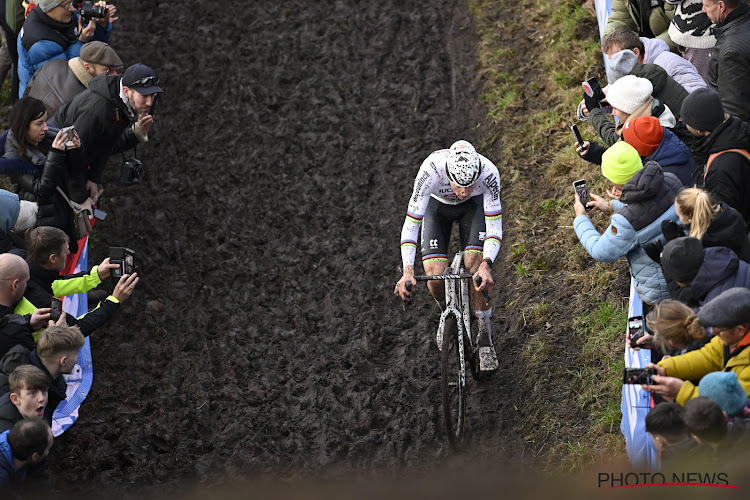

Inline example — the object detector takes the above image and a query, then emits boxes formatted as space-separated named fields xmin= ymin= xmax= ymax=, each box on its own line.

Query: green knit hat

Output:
xmin=601 ymin=141 xmax=643 ymax=185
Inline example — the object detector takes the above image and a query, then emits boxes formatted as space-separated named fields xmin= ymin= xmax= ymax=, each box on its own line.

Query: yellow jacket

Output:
xmin=658 ymin=335 xmax=750 ymax=405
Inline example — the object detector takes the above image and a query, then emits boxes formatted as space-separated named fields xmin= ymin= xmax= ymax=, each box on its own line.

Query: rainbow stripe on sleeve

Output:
xmin=485 ymin=235 xmax=502 ymax=245
xmin=400 ymin=240 xmax=417 ymax=248
xmin=484 ymin=209 xmax=502 ymax=222
xmin=406 ymin=211 xmax=424 ymax=224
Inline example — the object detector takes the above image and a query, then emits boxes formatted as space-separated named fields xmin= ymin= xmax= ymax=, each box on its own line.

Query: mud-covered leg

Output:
xmin=464 ymin=252 xmax=498 ymax=373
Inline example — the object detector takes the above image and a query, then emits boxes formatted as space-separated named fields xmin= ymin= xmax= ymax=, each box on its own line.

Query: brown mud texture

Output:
xmin=50 ymin=0 xmax=532 ymax=494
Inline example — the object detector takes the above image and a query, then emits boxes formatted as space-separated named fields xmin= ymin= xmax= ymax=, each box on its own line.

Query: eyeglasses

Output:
xmin=126 ymin=75 xmax=160 ymax=88
xmin=61 ymin=1 xmax=74 ymax=9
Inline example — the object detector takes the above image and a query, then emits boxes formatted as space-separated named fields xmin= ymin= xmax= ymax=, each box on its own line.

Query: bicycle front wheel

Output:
xmin=441 ymin=314 xmax=465 ymax=450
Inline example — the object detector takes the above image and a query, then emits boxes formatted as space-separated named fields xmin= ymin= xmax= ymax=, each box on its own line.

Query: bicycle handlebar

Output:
xmin=412 ymin=273 xmax=475 ymax=281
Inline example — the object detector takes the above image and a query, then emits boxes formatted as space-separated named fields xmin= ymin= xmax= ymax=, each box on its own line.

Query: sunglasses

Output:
xmin=127 ymin=75 xmax=160 ymax=88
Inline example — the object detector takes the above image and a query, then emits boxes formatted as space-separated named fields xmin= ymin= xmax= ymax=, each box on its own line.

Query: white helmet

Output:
xmin=446 ymin=140 xmax=481 ymax=187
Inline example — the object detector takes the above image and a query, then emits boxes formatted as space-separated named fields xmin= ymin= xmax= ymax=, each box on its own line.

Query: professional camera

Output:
xmin=79 ymin=1 xmax=107 ymax=27
xmin=110 ymin=247 xmax=137 ymax=278
xmin=120 ymin=157 xmax=144 ymax=185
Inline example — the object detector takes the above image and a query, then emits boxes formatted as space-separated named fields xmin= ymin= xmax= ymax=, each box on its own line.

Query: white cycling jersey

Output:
xmin=400 ymin=148 xmax=503 ymax=268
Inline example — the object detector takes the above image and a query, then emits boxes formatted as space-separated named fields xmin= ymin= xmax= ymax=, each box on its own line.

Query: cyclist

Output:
xmin=394 ymin=140 xmax=502 ymax=373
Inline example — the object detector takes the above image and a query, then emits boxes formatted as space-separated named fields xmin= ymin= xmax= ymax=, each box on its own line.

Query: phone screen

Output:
xmin=573 ymin=179 xmax=590 ymax=211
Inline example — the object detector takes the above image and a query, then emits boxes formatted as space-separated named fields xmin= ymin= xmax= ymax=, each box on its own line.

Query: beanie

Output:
xmin=622 ymin=116 xmax=664 ymax=157
xmin=698 ymin=372 xmax=748 ymax=417
xmin=38 ymin=0 xmax=64 ymax=13
xmin=680 ymin=88 xmax=725 ymax=132
xmin=601 ymin=141 xmax=643 ymax=185
xmin=605 ymin=75 xmax=653 ymax=115
xmin=605 ymin=49 xmax=638 ymax=85
xmin=661 ymin=237 xmax=704 ymax=283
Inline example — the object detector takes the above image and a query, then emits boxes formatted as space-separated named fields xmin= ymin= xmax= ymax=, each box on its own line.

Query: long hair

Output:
xmin=675 ymin=187 xmax=721 ymax=240
xmin=8 ymin=97 xmax=48 ymax=159
xmin=646 ymin=299 xmax=706 ymax=352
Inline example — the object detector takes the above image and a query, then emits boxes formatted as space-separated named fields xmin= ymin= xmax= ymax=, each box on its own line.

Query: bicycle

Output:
xmin=405 ymin=251 xmax=489 ymax=450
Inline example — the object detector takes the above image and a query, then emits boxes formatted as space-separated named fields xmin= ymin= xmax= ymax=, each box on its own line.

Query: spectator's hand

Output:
xmin=86 ymin=180 xmax=103 ymax=204
xmin=96 ymin=2 xmax=117 ymax=26
xmin=628 ymin=332 xmax=654 ymax=350
xmin=583 ymin=91 xmax=600 ymax=113
xmin=49 ymin=312 xmax=67 ymax=327
xmin=394 ymin=266 xmax=415 ymax=302
xmin=113 ymin=273 xmax=139 ymax=302
xmin=644 ymin=240 xmax=664 ymax=263
xmin=587 ymin=193 xmax=611 ymax=214
xmin=51 ymin=129 xmax=68 ymax=150
xmin=662 ymin=219 xmax=685 ymax=242
xmin=578 ymin=99 xmax=590 ymax=118
xmin=473 ymin=261 xmax=493 ymax=292
xmin=575 ymin=140 xmax=590 ymax=157
xmin=134 ymin=114 xmax=154 ymax=136
xmin=574 ymin=191 xmax=588 ymax=217
xmin=642 ymin=374 xmax=683 ymax=401
xmin=31 ymin=308 xmax=51 ymax=330
xmin=70 ymin=131 xmax=82 ymax=149
xmin=606 ymin=186 xmax=622 ymax=200
xmin=96 ymin=257 xmax=120 ymax=280
xmin=78 ymin=18 xmax=97 ymax=42
xmin=81 ymin=198 xmax=95 ymax=216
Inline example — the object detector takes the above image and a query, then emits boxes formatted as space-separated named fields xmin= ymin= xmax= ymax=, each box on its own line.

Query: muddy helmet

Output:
xmin=446 ymin=140 xmax=481 ymax=187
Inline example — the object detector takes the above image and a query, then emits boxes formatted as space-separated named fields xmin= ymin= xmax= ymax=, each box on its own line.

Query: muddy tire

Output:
xmin=441 ymin=314 xmax=465 ymax=450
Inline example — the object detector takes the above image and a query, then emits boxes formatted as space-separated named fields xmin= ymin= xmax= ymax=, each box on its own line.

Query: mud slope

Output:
xmin=50 ymin=0 xmax=530 ymax=492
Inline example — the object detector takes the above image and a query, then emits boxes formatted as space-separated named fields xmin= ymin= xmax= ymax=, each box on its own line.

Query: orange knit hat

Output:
xmin=622 ymin=116 xmax=664 ymax=157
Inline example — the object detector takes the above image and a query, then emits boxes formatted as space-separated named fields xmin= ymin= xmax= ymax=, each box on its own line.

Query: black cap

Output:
xmin=661 ymin=236 xmax=704 ymax=283
xmin=122 ymin=63 xmax=163 ymax=95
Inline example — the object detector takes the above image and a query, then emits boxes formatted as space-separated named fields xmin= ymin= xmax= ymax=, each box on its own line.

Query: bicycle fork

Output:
xmin=438 ymin=278 xmax=467 ymax=387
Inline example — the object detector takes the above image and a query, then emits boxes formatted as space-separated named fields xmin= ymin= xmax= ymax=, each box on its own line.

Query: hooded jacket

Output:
xmin=605 ymin=0 xmax=676 ymax=50
xmin=686 ymin=246 xmax=750 ymax=305
xmin=53 ymin=73 xmax=140 ymax=202
xmin=641 ymin=36 xmax=706 ymax=93
xmin=694 ymin=116 xmax=750 ymax=226
xmin=574 ymin=161 xmax=682 ymax=304
xmin=699 ymin=202 xmax=750 ymax=262
xmin=707 ymin=3 xmax=750 ymax=122
xmin=0 ymin=394 xmax=22 ymax=434
xmin=589 ymin=97 xmax=676 ymax=147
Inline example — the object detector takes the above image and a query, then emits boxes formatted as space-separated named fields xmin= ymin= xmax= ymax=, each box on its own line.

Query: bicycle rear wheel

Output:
xmin=441 ymin=314 xmax=465 ymax=450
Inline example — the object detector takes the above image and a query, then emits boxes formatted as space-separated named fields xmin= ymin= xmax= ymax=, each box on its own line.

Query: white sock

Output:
xmin=474 ymin=308 xmax=493 ymax=346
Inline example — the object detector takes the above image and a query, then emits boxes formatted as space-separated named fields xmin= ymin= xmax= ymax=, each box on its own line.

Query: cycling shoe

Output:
xmin=478 ymin=345 xmax=499 ymax=373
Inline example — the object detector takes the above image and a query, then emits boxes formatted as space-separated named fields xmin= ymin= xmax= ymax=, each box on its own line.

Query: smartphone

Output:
xmin=60 ymin=125 xmax=76 ymax=148
xmin=571 ymin=124 xmax=584 ymax=146
xmin=50 ymin=297 xmax=62 ymax=322
xmin=623 ymin=367 xmax=655 ymax=385
xmin=628 ymin=315 xmax=645 ymax=345
xmin=149 ymin=95 xmax=157 ymax=116
xmin=110 ymin=247 xmax=136 ymax=278
xmin=573 ymin=179 xmax=592 ymax=211
xmin=92 ymin=208 xmax=107 ymax=220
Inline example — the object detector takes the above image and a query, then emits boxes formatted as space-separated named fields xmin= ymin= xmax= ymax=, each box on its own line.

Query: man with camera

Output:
xmin=52 ymin=62 xmax=163 ymax=206
xmin=17 ymin=0 xmax=116 ymax=99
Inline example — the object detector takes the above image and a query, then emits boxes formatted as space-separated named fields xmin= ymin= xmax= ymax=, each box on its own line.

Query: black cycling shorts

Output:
xmin=420 ymin=196 xmax=485 ymax=263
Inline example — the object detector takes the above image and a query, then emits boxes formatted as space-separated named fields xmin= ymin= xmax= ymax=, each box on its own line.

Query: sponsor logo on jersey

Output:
xmin=483 ymin=174 xmax=500 ymax=202
xmin=430 ymin=239 xmax=439 ymax=249
xmin=412 ymin=171 xmax=430 ymax=202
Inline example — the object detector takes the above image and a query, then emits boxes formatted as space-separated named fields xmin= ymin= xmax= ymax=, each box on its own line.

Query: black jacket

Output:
xmin=695 ymin=116 xmax=750 ymax=226
xmin=0 ymin=393 xmax=22 ymax=433
xmin=0 ymin=306 xmax=35 ymax=360
xmin=699 ymin=202 xmax=750 ymax=262
xmin=53 ymin=73 xmax=140 ymax=201
xmin=688 ymin=246 xmax=750 ymax=306
xmin=708 ymin=3 xmax=750 ymax=123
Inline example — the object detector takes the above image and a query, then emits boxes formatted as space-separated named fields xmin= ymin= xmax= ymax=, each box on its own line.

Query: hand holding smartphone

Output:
xmin=573 ymin=179 xmax=593 ymax=211
xmin=50 ymin=297 xmax=62 ymax=322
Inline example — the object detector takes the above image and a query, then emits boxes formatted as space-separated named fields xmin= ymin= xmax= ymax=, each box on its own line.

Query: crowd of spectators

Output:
xmin=573 ymin=0 xmax=750 ymax=471
xmin=0 ymin=1 xmax=160 ymax=495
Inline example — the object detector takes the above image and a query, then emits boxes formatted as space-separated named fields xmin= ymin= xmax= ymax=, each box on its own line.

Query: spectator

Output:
xmin=602 ymin=27 xmax=706 ymax=92
xmin=15 ymin=226 xmax=138 ymax=338
xmin=0 ymin=0 xmax=28 ymax=100
xmin=0 ymin=190 xmax=25 ymax=256
xmin=53 ymin=63 xmax=164 ymax=204
xmin=25 ymin=40 xmax=123 ymax=117
xmin=0 ymin=419 xmax=52 ymax=496
xmin=0 ymin=365 xmax=48 ymax=433
xmin=665 ymin=0 xmax=716 ymax=81
xmin=683 ymin=396 xmax=728 ymax=450
xmin=702 ymin=0 xmax=750 ymax=122
xmin=31 ymin=325 xmax=83 ymax=423
xmin=0 ymin=253 xmax=51 ymax=358
xmin=588 ymin=75 xmax=676 ymax=147
xmin=698 ymin=371 xmax=749 ymax=418
xmin=680 ymin=88 xmax=750 ymax=225
xmin=674 ymin=187 xmax=750 ymax=262
xmin=661 ymin=236 xmax=750 ymax=306
xmin=574 ymin=141 xmax=681 ymax=306
xmin=645 ymin=401 xmax=701 ymax=466
xmin=635 ymin=299 xmax=710 ymax=353
xmin=3 ymin=96 xmax=85 ymax=249
xmin=17 ymin=0 xmax=114 ymax=98
xmin=604 ymin=0 xmax=676 ymax=51
xmin=644 ymin=287 xmax=750 ymax=405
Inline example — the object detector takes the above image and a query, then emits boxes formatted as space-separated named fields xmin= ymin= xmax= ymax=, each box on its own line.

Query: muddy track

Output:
xmin=47 ymin=1 xmax=534 ymax=493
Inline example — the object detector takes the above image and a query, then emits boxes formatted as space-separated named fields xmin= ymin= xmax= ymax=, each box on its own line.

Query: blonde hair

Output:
xmin=36 ymin=325 xmax=85 ymax=359
xmin=646 ymin=300 xmax=706 ymax=351
xmin=675 ymin=187 xmax=721 ymax=240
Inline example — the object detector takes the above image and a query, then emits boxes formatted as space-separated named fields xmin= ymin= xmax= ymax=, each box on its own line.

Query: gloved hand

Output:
xmin=583 ymin=91 xmax=601 ymax=112
xmin=644 ymin=240 xmax=664 ymax=263
xmin=662 ymin=219 xmax=685 ymax=242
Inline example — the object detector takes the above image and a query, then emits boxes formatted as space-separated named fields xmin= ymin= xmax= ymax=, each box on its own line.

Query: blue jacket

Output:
xmin=690 ymin=247 xmax=750 ymax=305
xmin=648 ymin=128 xmax=698 ymax=187
xmin=17 ymin=7 xmax=111 ymax=98
xmin=575 ymin=161 xmax=682 ymax=304
xmin=0 ymin=429 xmax=26 ymax=495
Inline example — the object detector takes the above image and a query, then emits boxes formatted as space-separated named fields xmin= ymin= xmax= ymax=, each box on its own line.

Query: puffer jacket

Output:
xmin=659 ymin=333 xmax=750 ymax=405
xmin=688 ymin=247 xmax=750 ymax=305
xmin=605 ymin=0 xmax=676 ymax=50
xmin=707 ymin=3 xmax=750 ymax=123
xmin=574 ymin=161 xmax=682 ymax=304
xmin=641 ymin=36 xmax=706 ymax=92
xmin=648 ymin=127 xmax=696 ymax=186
